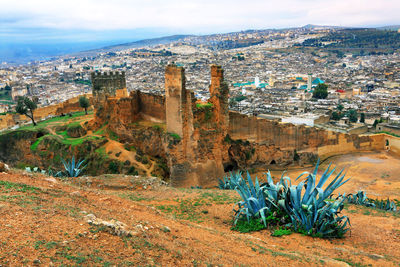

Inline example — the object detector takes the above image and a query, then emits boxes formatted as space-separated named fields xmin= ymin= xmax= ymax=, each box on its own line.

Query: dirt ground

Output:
xmin=0 ymin=151 xmax=399 ymax=266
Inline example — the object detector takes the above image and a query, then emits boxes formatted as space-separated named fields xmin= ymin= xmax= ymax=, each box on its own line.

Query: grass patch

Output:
xmin=119 ymin=192 xmax=154 ymax=202
xmin=30 ymin=135 xmax=48 ymax=151
xmin=196 ymin=102 xmax=213 ymax=109
xmin=0 ymin=180 xmax=40 ymax=194
xmin=200 ymin=191 xmax=241 ymax=204
xmin=156 ymin=198 xmax=207 ymax=223
xmin=272 ymin=228 xmax=292 ymax=237
xmin=168 ymin=132 xmax=181 ymax=141
xmin=334 ymin=258 xmax=368 ymax=267
xmin=231 ymin=217 xmax=267 ymax=233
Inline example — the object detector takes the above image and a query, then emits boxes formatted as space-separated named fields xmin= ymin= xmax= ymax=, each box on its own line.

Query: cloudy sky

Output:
xmin=0 ymin=0 xmax=399 ymax=42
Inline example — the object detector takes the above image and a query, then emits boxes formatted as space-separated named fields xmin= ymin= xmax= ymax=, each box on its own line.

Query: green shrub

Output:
xmin=230 ymin=160 xmax=351 ymax=238
xmin=108 ymin=161 xmax=120 ymax=174
xmin=272 ymin=228 xmax=292 ymax=237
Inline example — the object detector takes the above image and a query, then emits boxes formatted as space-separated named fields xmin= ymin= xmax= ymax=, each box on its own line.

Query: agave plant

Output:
xmin=262 ymin=171 xmax=291 ymax=208
xmin=344 ymin=191 xmax=375 ymax=207
xmin=61 ymin=156 xmax=86 ymax=177
xmin=233 ymin=172 xmax=269 ymax=226
xmin=218 ymin=171 xmax=245 ymax=190
xmin=370 ymin=198 xmax=397 ymax=212
xmin=282 ymin=160 xmax=351 ymax=238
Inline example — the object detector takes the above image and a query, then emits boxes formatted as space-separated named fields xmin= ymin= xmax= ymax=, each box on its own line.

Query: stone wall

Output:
xmin=228 ymin=111 xmax=384 ymax=168
xmin=135 ymin=91 xmax=166 ymax=122
xmin=91 ymin=65 xmax=394 ymax=187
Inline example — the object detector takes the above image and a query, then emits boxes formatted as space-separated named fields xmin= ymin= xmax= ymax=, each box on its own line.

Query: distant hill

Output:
xmin=376 ymin=25 xmax=400 ymax=31
xmin=296 ymin=28 xmax=400 ymax=54
xmin=75 ymin=35 xmax=192 ymax=56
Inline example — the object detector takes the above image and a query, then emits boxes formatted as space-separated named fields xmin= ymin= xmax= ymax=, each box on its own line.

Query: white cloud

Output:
xmin=0 ymin=0 xmax=399 ymax=33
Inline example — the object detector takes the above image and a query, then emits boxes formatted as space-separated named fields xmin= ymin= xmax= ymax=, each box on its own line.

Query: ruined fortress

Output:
xmin=92 ymin=65 xmax=392 ymax=187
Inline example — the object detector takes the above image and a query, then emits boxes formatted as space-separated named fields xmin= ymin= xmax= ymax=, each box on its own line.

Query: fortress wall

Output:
xmin=137 ymin=92 xmax=166 ymax=122
xmin=383 ymin=134 xmax=400 ymax=156
xmin=229 ymin=111 xmax=385 ymax=159
xmin=0 ymin=94 xmax=92 ymax=130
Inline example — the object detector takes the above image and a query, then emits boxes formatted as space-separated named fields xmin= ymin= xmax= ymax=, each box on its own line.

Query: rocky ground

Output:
xmin=0 ymin=152 xmax=399 ymax=266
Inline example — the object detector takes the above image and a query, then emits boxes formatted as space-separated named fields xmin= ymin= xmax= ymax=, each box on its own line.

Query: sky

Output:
xmin=1 ymin=0 xmax=399 ymax=40
xmin=0 ymin=0 xmax=399 ymax=63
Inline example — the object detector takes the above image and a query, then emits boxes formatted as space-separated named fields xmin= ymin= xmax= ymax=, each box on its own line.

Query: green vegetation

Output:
xmin=79 ymin=96 xmax=90 ymax=115
xmin=30 ymin=135 xmax=46 ymax=151
xmin=61 ymin=156 xmax=86 ymax=177
xmin=272 ymin=228 xmax=293 ymax=237
xmin=346 ymin=109 xmax=358 ymax=123
xmin=218 ymin=171 xmax=243 ymax=190
xmin=231 ymin=217 xmax=267 ymax=233
xmin=196 ymin=103 xmax=213 ymax=109
xmin=16 ymin=96 xmax=38 ymax=126
xmin=0 ymin=180 xmax=40 ymax=194
xmin=196 ymin=102 xmax=213 ymax=122
xmin=230 ymin=160 xmax=350 ymax=238
xmin=360 ymin=113 xmax=365 ymax=123
xmin=168 ymin=132 xmax=181 ymax=141
xmin=312 ymin=83 xmax=328 ymax=99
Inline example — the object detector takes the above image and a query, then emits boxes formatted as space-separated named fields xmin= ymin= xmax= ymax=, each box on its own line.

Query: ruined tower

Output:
xmin=164 ymin=64 xmax=229 ymax=187
xmin=91 ymin=71 xmax=127 ymax=103
xmin=165 ymin=65 xmax=187 ymax=137
xmin=209 ymin=65 xmax=229 ymax=137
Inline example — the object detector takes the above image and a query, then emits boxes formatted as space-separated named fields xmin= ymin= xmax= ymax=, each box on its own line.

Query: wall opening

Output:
xmin=224 ymin=162 xmax=238 ymax=172
xmin=270 ymin=160 xmax=276 ymax=165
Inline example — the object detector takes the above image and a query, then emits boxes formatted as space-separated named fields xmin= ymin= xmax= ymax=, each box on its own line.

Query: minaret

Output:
xmin=307 ymin=73 xmax=312 ymax=90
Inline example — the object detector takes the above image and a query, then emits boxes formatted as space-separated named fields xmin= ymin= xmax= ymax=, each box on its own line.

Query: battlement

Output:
xmin=91 ymin=71 xmax=127 ymax=101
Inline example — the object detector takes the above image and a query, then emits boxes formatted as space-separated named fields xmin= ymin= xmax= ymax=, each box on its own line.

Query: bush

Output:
xmin=230 ymin=160 xmax=351 ymax=238
xmin=108 ymin=161 xmax=120 ymax=174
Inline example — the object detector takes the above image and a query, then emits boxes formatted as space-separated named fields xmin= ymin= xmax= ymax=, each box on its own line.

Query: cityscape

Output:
xmin=1 ymin=0 xmax=400 ymax=266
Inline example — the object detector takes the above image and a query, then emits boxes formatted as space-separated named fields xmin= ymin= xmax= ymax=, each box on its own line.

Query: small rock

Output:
xmin=70 ymin=191 xmax=81 ymax=197
xmin=45 ymin=177 xmax=58 ymax=183
xmin=0 ymin=162 xmax=6 ymax=172
xmin=368 ymin=254 xmax=384 ymax=260
xmin=161 ymin=226 xmax=171 ymax=233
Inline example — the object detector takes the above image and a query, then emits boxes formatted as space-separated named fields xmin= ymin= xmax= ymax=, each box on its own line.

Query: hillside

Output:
xmin=296 ymin=28 xmax=400 ymax=55
xmin=1 ymin=151 xmax=400 ymax=266
xmin=75 ymin=35 xmax=192 ymax=56
xmin=0 ymin=111 xmax=168 ymax=179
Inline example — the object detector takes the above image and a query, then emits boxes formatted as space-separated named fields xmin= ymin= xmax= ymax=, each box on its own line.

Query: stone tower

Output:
xmin=165 ymin=65 xmax=187 ymax=137
xmin=91 ymin=71 xmax=127 ymax=103
xmin=164 ymin=64 xmax=229 ymax=187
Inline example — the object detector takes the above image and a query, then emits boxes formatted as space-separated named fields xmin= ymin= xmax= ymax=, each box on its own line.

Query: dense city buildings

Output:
xmin=1 ymin=27 xmax=399 ymax=135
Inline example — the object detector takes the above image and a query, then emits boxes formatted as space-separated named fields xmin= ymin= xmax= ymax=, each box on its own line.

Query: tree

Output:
xmin=360 ymin=113 xmax=365 ymax=123
xmin=79 ymin=96 xmax=90 ymax=115
xmin=312 ymin=83 xmax=328 ymax=99
xmin=4 ymin=85 xmax=11 ymax=91
xmin=16 ymin=96 xmax=37 ymax=126
xmin=337 ymin=104 xmax=344 ymax=112
xmin=331 ymin=111 xmax=341 ymax=120
xmin=347 ymin=109 xmax=358 ymax=123
xmin=373 ymin=119 xmax=379 ymax=128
